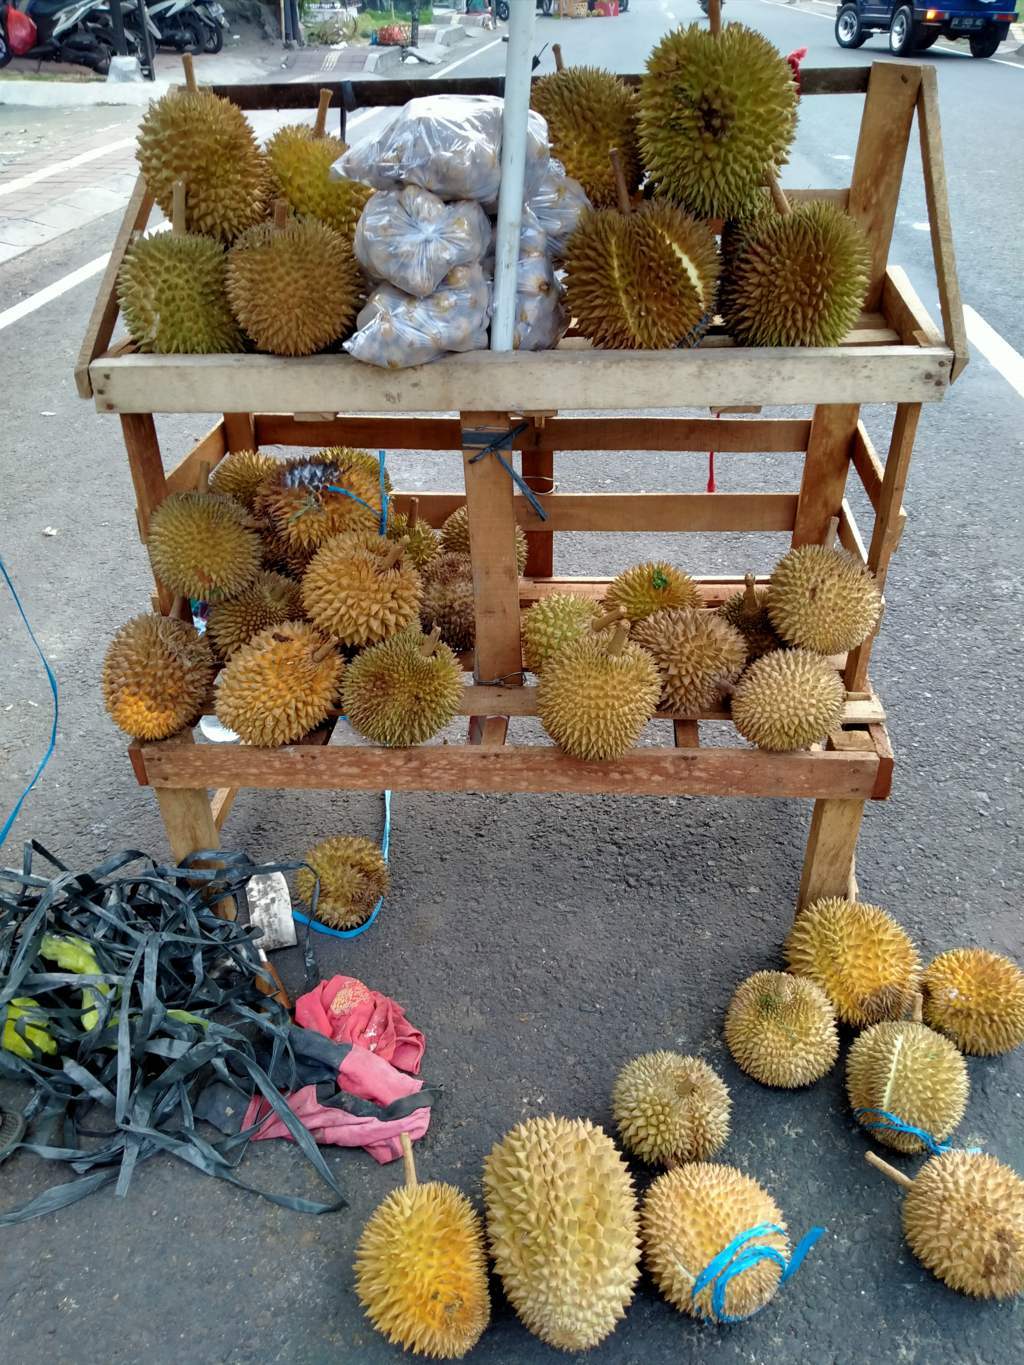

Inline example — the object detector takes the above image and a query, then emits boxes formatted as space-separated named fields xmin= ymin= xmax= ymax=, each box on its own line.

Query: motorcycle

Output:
xmin=134 ymin=0 xmax=208 ymax=52
xmin=194 ymin=0 xmax=225 ymax=52
xmin=0 ymin=0 xmax=124 ymax=72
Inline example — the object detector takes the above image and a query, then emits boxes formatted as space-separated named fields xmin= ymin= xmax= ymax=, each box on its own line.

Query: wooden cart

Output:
xmin=75 ymin=62 xmax=965 ymax=913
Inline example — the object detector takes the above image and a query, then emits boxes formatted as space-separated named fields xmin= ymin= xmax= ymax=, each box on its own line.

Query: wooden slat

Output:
xmin=74 ymin=175 xmax=153 ymax=399
xmin=521 ymin=431 xmax=554 ymax=577
xmin=223 ymin=412 xmax=256 ymax=454
xmin=869 ymin=723 xmax=895 ymax=800
xmin=253 ymin=414 xmax=463 ymax=450
xmin=838 ymin=499 xmax=869 ymax=567
xmin=519 ymin=577 xmax=764 ymax=608
xmin=166 ymin=421 xmax=229 ymax=494
xmin=673 ymin=720 xmax=700 ymax=748
xmin=516 ymin=492 xmax=798 ymax=534
xmin=851 ymin=422 xmax=885 ymax=511
xmin=791 ymin=404 xmax=860 ymax=547
xmin=210 ymin=787 xmax=238 ymax=832
xmin=121 ymin=413 xmax=172 ymax=612
xmin=787 ymin=188 xmax=851 ymax=209
xmin=534 ymin=417 xmax=812 ymax=454
xmin=882 ymin=267 xmax=942 ymax=347
xmin=798 ymin=797 xmax=867 ymax=907
xmin=916 ymin=66 xmax=968 ymax=382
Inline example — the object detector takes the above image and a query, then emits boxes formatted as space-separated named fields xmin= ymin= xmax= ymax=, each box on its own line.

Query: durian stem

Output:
xmin=765 ymin=167 xmax=791 ymax=217
xmin=911 ymin=992 xmax=923 ymax=1024
xmin=742 ymin=573 xmax=759 ymax=611
xmin=606 ymin=622 xmax=630 ymax=657
xmin=865 ymin=1151 xmax=915 ymax=1190
xmin=311 ymin=639 xmax=337 ymax=664
xmin=552 ymin=42 xmax=564 ymax=73
xmin=608 ymin=148 xmax=632 ymax=217
xmin=400 ymin=1131 xmax=418 ymax=1189
xmin=181 ymin=53 xmax=197 ymax=93
xmin=171 ymin=180 xmax=186 ymax=238
xmin=197 ymin=460 xmax=211 ymax=493
xmin=592 ymin=605 xmax=626 ymax=633
xmin=420 ymin=626 xmax=441 ymax=658
xmin=823 ymin=515 xmax=840 ymax=550
xmin=378 ymin=538 xmax=406 ymax=573
xmin=273 ymin=198 xmax=288 ymax=230
xmin=708 ymin=0 xmax=722 ymax=36
xmin=408 ymin=496 xmax=419 ymax=530
xmin=314 ymin=88 xmax=332 ymax=137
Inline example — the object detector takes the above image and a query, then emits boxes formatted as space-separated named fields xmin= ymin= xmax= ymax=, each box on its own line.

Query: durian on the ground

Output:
xmin=297 ymin=835 xmax=389 ymax=931
xmin=724 ymin=970 xmax=839 ymax=1087
xmin=922 ymin=947 xmax=1024 ymax=1056
xmin=215 ymin=621 xmax=342 ymax=746
xmin=613 ymin=1052 xmax=730 ymax=1166
xmin=102 ymin=614 xmax=214 ymax=740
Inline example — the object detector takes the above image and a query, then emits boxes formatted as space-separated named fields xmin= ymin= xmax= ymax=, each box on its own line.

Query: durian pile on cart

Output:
xmin=65 ymin=0 xmax=1024 ymax=1351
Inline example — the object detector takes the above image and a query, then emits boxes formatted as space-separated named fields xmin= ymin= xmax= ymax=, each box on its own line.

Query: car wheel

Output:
xmin=835 ymin=4 xmax=866 ymax=48
xmin=915 ymin=29 xmax=939 ymax=49
xmin=969 ymin=29 xmax=1001 ymax=58
xmin=888 ymin=6 xmax=917 ymax=56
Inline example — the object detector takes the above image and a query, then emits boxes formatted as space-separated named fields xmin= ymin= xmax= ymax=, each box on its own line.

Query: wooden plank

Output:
xmin=787 ymin=188 xmax=851 ymax=209
xmin=882 ymin=267 xmax=942 ymax=347
xmin=165 ymin=421 xmax=229 ymax=494
xmin=89 ymin=344 xmax=953 ymax=416
xmin=140 ymin=741 xmax=881 ymax=800
xmin=851 ymin=422 xmax=885 ymax=510
xmin=791 ymin=404 xmax=860 ymax=547
xmin=534 ymin=417 xmax=812 ymax=453
xmin=454 ymin=686 xmax=884 ymax=724
xmin=848 ymin=63 xmax=922 ymax=311
xmin=516 ymin=492 xmax=798 ymax=534
xmin=521 ymin=435 xmax=554 ymax=578
xmin=519 ymin=576 xmax=764 ymax=608
xmin=254 ymin=414 xmax=462 ymax=450
xmin=869 ymin=723 xmax=895 ymax=800
xmin=838 ymin=499 xmax=869 ymax=566
xmin=673 ymin=721 xmax=700 ymax=748
xmin=917 ymin=66 xmax=969 ymax=382
xmin=74 ymin=175 xmax=153 ymax=399
xmin=211 ymin=787 xmax=238 ymax=832
xmin=223 ymin=412 xmax=256 ymax=454
xmin=798 ymin=798 xmax=866 ymax=909
xmin=121 ymin=413 xmax=172 ymax=612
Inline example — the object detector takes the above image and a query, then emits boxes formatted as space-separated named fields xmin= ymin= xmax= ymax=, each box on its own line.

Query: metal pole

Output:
xmin=108 ymin=0 xmax=128 ymax=56
xmin=136 ymin=0 xmax=155 ymax=79
xmin=490 ymin=0 xmax=536 ymax=351
xmin=409 ymin=0 xmax=419 ymax=46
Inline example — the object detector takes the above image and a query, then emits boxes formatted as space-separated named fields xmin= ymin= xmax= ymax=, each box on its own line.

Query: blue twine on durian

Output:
xmin=854 ymin=1108 xmax=966 ymax=1157
xmin=691 ymin=1222 xmax=825 ymax=1325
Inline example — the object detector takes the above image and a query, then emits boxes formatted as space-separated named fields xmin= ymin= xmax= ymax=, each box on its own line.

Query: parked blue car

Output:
xmin=835 ymin=0 xmax=1018 ymax=57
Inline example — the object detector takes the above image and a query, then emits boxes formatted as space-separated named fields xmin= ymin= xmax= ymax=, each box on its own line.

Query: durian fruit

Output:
xmin=205 ymin=570 xmax=302 ymax=660
xmin=722 ymin=196 xmax=871 ymax=348
xmin=102 ymin=613 xmax=214 ymax=740
xmin=603 ymin=561 xmax=701 ymax=622
xmin=613 ymin=1052 xmax=731 ymax=1167
xmin=258 ymin=450 xmax=382 ymax=552
xmin=768 ymin=544 xmax=881 ymax=654
xmin=258 ymin=516 xmax=317 ymax=581
xmin=638 ymin=23 xmax=797 ymax=220
xmin=117 ymin=181 xmax=240 ymax=355
xmin=147 ymin=491 xmax=261 ymax=601
xmin=386 ymin=498 xmax=440 ymax=574
xmin=537 ymin=621 xmax=661 ymax=761
xmin=302 ymin=533 xmax=421 ymax=648
xmin=265 ymin=90 xmax=372 ymax=242
xmin=226 ymin=203 xmax=363 ymax=356
xmin=867 ymin=1149 xmax=1024 ymax=1300
xmin=530 ymin=61 xmax=639 ymax=208
xmin=785 ymin=897 xmax=921 ymax=1027
xmin=420 ymin=553 xmax=476 ymax=655
xmin=642 ymin=1163 xmax=791 ymax=1322
xmin=724 ymin=970 xmax=838 ymax=1088
xmin=209 ymin=449 xmax=278 ymax=511
xmin=135 ymin=56 xmax=265 ymax=242
xmin=343 ymin=627 xmax=462 ymax=748
xmin=922 ymin=948 xmax=1024 ymax=1057
xmin=846 ymin=1000 xmax=969 ymax=1154
xmin=521 ymin=593 xmax=609 ymax=675
xmin=718 ymin=574 xmax=784 ymax=662
xmin=632 ymin=607 xmax=746 ymax=712
xmin=730 ymin=648 xmax=845 ymax=752
xmin=439 ymin=505 xmax=528 ymax=576
xmin=296 ymin=834 xmax=389 ymax=930
xmin=215 ymin=621 xmax=342 ymax=746
xmin=565 ymin=202 xmax=719 ymax=350
xmin=483 ymin=1116 xmax=640 ymax=1351
xmin=356 ymin=1132 xmax=490 ymax=1359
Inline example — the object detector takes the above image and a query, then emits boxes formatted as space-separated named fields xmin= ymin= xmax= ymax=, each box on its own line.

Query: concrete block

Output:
xmin=107 ymin=55 xmax=144 ymax=82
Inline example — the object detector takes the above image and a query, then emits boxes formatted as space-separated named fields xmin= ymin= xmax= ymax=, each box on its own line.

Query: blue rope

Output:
xmin=854 ymin=1108 xmax=957 ymax=1157
xmin=468 ymin=423 xmax=548 ymax=522
xmin=691 ymin=1222 xmax=825 ymax=1324
xmin=0 ymin=556 xmax=59 ymax=849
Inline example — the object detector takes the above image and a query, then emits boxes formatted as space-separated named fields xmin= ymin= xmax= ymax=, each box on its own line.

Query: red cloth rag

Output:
xmin=295 ymin=974 xmax=425 ymax=1075
xmin=243 ymin=1043 xmax=430 ymax=1164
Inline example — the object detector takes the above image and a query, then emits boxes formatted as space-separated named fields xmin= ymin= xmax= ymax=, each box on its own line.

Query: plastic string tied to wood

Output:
xmin=464 ymin=423 xmax=549 ymax=522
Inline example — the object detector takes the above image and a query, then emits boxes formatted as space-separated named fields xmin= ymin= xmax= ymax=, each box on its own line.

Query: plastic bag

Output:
xmin=345 ymin=264 xmax=492 ymax=370
xmin=5 ymin=4 xmax=37 ymax=54
xmin=483 ymin=205 xmax=548 ymax=274
xmin=513 ymin=255 xmax=566 ymax=352
xmin=354 ymin=187 xmax=491 ymax=298
xmin=336 ymin=94 xmax=550 ymax=205
xmin=528 ymin=159 xmax=591 ymax=260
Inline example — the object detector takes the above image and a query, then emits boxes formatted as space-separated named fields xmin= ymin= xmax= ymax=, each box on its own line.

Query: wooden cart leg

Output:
xmin=121 ymin=412 xmax=174 ymax=614
xmin=155 ymin=783 xmax=220 ymax=863
xmin=797 ymin=797 xmax=865 ymax=912
xmin=791 ymin=403 xmax=860 ymax=548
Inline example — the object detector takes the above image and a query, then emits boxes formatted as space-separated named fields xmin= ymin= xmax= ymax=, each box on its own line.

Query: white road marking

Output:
xmin=431 ymin=36 xmax=503 ymax=76
xmin=0 ymin=138 xmax=135 ymax=201
xmin=964 ymin=306 xmax=1024 ymax=399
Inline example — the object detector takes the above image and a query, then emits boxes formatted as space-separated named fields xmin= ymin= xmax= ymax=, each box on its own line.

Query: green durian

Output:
xmin=117 ymin=232 xmax=240 ymax=354
xmin=209 ymin=449 xmax=278 ymax=511
xmin=531 ymin=66 xmax=639 ymax=208
xmin=147 ymin=491 xmax=261 ymax=601
xmin=343 ymin=627 xmax=462 ymax=748
xmin=265 ymin=124 xmax=372 ymax=241
xmin=521 ymin=593 xmax=607 ymax=675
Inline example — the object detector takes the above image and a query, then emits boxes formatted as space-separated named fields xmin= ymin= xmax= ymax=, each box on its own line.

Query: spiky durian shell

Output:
xmin=604 ymin=562 xmax=701 ymax=622
xmin=296 ymin=834 xmax=389 ymax=930
xmin=638 ymin=24 xmax=797 ymax=220
xmin=730 ymin=648 xmax=845 ymax=752
xmin=102 ymin=614 xmax=214 ymax=740
xmin=642 ymin=1164 xmax=789 ymax=1322
xmin=302 ymin=532 xmax=421 ymax=648
xmin=258 ymin=451 xmax=382 ymax=552
xmin=724 ymin=970 xmax=839 ymax=1088
xmin=530 ymin=67 xmax=639 ymax=208
xmin=722 ymin=201 xmax=871 ymax=347
xmin=785 ymin=897 xmax=921 ymax=1027
xmin=215 ymin=621 xmax=341 ymax=746
xmin=846 ymin=1020 xmax=969 ymax=1154
xmin=258 ymin=515 xmax=316 ymax=580
xmin=136 ymin=87 xmax=266 ymax=242
xmin=117 ymin=233 xmax=241 ymax=355
xmin=632 ymin=607 xmax=746 ymax=712
xmin=483 ymin=1116 xmax=640 ymax=1351
xmin=718 ymin=577 xmax=784 ymax=662
xmin=768 ymin=545 xmax=881 ymax=654
xmin=355 ymin=1177 xmax=489 ymax=1359
xmin=147 ymin=491 xmax=261 ymax=601
xmin=565 ymin=203 xmax=719 ymax=350
xmin=209 ymin=449 xmax=278 ymax=511
xmin=205 ymin=571 xmax=302 ymax=660
xmin=265 ymin=125 xmax=372 ymax=240
xmin=922 ymin=949 xmax=1024 ymax=1057
xmin=342 ymin=628 xmax=462 ymax=748
xmin=537 ymin=633 xmax=661 ymax=761
xmin=226 ymin=217 xmax=362 ymax=356
xmin=420 ymin=553 xmax=476 ymax=654
xmin=521 ymin=594 xmax=606 ymax=675
xmin=439 ymin=505 xmax=527 ymax=575
xmin=386 ymin=511 xmax=440 ymax=574
xmin=613 ymin=1052 xmax=730 ymax=1166
xmin=901 ymin=1151 xmax=1024 ymax=1300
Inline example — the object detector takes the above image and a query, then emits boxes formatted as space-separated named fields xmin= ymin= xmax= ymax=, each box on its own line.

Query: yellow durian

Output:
xmin=214 ymin=621 xmax=341 ymax=746
xmin=297 ymin=835 xmax=388 ymax=931
xmin=102 ymin=613 xmax=214 ymax=741
xmin=724 ymin=970 xmax=838 ymax=1088
xmin=613 ymin=1051 xmax=730 ymax=1166
xmin=302 ymin=533 xmax=421 ymax=648
xmin=922 ymin=948 xmax=1024 ymax=1056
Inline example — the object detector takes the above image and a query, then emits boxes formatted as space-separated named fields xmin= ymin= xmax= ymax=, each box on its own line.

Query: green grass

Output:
xmin=356 ymin=5 xmax=433 ymax=36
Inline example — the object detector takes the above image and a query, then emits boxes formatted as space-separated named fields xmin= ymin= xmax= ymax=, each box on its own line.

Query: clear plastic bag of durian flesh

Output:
xmin=334 ymin=94 xmax=550 ymax=205
xmin=514 ymin=255 xmax=566 ymax=352
xmin=344 ymin=264 xmax=492 ymax=370
xmin=354 ymin=186 xmax=490 ymax=299
xmin=527 ymin=158 xmax=591 ymax=261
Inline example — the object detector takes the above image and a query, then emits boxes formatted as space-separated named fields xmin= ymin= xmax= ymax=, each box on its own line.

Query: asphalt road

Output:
xmin=2 ymin=2 xmax=1024 ymax=1362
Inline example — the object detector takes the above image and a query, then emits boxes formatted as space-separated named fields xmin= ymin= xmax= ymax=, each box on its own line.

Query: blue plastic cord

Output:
xmin=467 ymin=424 xmax=549 ymax=522
xmin=0 ymin=556 xmax=59 ymax=849
xmin=691 ymin=1221 xmax=825 ymax=1325
xmin=854 ymin=1108 xmax=958 ymax=1157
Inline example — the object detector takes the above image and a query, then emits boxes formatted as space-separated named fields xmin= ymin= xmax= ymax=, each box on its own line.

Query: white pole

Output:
xmin=490 ymin=0 xmax=537 ymax=352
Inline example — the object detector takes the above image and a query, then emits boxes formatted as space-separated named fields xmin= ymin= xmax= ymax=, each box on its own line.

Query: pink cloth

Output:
xmin=244 ymin=1043 xmax=430 ymax=1163
xmin=295 ymin=974 xmax=425 ymax=1075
